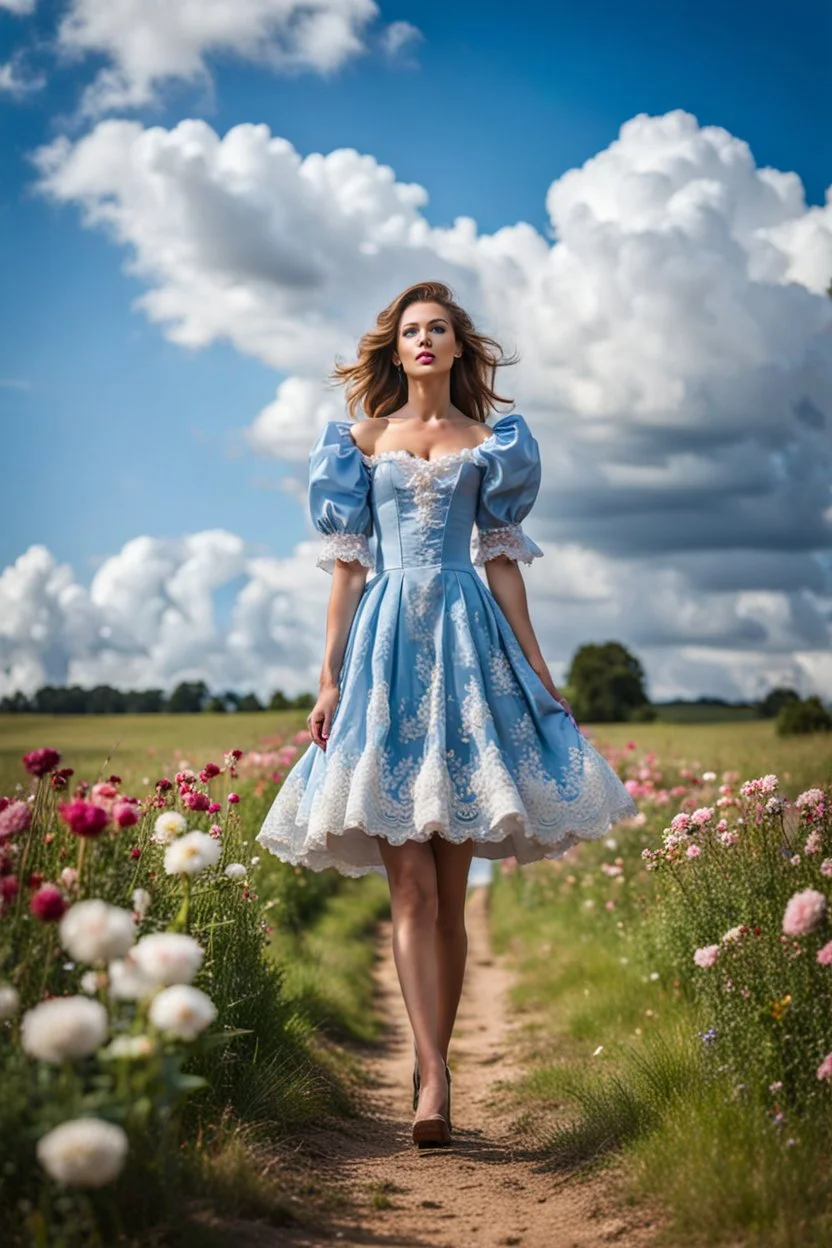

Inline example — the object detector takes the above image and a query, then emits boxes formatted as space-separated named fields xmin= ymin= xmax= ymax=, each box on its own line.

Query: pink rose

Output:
xmin=782 ymin=888 xmax=828 ymax=937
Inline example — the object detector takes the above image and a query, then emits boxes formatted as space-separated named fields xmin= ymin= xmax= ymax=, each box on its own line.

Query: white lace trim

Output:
xmin=472 ymin=523 xmax=543 ymax=566
xmin=358 ymin=445 xmax=486 ymax=469
xmin=316 ymin=532 xmax=374 ymax=575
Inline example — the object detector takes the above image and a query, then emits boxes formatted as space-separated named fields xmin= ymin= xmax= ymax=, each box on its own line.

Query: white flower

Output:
xmin=101 ymin=1034 xmax=156 ymax=1061
xmin=131 ymin=933 xmax=204 ymax=987
xmin=149 ymin=985 xmax=217 ymax=1040
xmin=152 ymin=811 xmax=187 ymax=845
xmin=59 ymin=900 xmax=136 ymax=965
xmin=249 ymin=856 xmax=260 ymax=866
xmin=37 ymin=1118 xmax=128 ymax=1188
xmin=22 ymin=997 xmax=108 ymax=1063
xmin=108 ymin=956 xmax=156 ymax=1002
xmin=0 ymin=984 xmax=20 ymax=1021
xmin=722 ymin=925 xmax=745 ymax=944
xmin=224 ymin=863 xmax=247 ymax=879
xmin=702 ymin=771 xmax=717 ymax=782
xmin=132 ymin=888 xmax=151 ymax=919
xmin=80 ymin=971 xmax=100 ymax=995
xmin=164 ymin=831 xmax=221 ymax=876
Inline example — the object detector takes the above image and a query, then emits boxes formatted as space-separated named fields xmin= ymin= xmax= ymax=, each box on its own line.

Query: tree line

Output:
xmin=1 ymin=642 xmax=829 ymax=733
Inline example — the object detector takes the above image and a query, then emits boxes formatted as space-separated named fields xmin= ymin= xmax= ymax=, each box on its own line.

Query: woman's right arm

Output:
xmin=309 ymin=558 xmax=369 ymax=750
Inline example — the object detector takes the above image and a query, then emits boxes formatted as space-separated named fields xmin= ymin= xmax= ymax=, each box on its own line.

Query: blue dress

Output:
xmin=256 ymin=412 xmax=638 ymax=877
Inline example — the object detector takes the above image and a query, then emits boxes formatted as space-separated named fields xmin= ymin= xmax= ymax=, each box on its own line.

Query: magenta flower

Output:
xmin=690 ymin=807 xmax=714 ymax=826
xmin=21 ymin=748 xmax=61 ymax=778
xmin=208 ymin=802 xmax=221 ymax=814
xmin=782 ymin=888 xmax=828 ymax=937
xmin=693 ymin=945 xmax=720 ymax=968
xmin=0 ymin=800 xmax=33 ymax=842
xmin=57 ymin=799 xmax=109 ymax=839
xmin=227 ymin=793 xmax=240 ymax=805
xmin=182 ymin=791 xmax=211 ymax=812
xmin=112 ymin=801 xmax=139 ymax=829
xmin=30 ymin=884 xmax=68 ymax=923
xmin=199 ymin=763 xmax=221 ymax=781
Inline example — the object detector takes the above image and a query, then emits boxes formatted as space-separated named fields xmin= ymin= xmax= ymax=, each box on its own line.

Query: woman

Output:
xmin=256 ymin=280 xmax=638 ymax=1148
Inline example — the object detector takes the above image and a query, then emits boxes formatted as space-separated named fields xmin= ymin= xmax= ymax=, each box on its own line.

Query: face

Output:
xmin=393 ymin=300 xmax=462 ymax=377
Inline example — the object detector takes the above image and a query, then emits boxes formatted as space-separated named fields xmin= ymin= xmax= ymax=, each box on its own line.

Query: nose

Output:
xmin=418 ymin=327 xmax=431 ymax=346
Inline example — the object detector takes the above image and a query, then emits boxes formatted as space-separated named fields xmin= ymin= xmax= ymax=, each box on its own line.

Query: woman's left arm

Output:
xmin=484 ymin=557 xmax=574 ymax=716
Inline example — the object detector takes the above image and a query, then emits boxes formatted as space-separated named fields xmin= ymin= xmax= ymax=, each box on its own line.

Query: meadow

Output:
xmin=0 ymin=710 xmax=830 ymax=1246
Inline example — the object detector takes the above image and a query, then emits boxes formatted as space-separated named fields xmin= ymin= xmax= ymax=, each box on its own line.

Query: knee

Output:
xmin=390 ymin=873 xmax=437 ymax=921
xmin=435 ymin=908 xmax=467 ymax=941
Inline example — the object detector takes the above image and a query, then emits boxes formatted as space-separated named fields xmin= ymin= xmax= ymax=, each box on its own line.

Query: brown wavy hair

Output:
xmin=330 ymin=280 xmax=518 ymax=424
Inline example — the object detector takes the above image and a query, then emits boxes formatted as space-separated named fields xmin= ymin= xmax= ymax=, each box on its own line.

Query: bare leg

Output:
xmin=431 ymin=835 xmax=474 ymax=1063
xmin=377 ymin=836 xmax=447 ymax=1120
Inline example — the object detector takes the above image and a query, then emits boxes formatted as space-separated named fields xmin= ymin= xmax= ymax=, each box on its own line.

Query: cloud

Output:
xmin=379 ymin=20 xmax=423 ymax=60
xmin=54 ymin=0 xmax=414 ymax=116
xmin=0 ymin=1 xmax=37 ymax=14
xmin=0 ymin=53 xmax=45 ymax=96
xmin=26 ymin=109 xmax=832 ymax=698
xmin=2 ymin=538 xmax=828 ymax=705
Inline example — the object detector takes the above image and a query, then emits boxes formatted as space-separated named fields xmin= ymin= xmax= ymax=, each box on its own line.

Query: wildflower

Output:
xmin=155 ymin=778 xmax=173 ymax=793
xmin=691 ymin=807 xmax=714 ymax=826
xmin=821 ymin=860 xmax=832 ymax=879
xmin=90 ymin=782 xmax=119 ymax=813
xmin=59 ymin=900 xmax=136 ymax=964
xmin=60 ymin=867 xmax=78 ymax=891
xmin=817 ymin=940 xmax=832 ymax=966
xmin=79 ymin=971 xmax=101 ymax=995
xmin=224 ymin=863 xmax=247 ymax=879
xmin=740 ymin=774 xmax=779 ymax=797
xmin=151 ymin=811 xmax=187 ymax=845
xmin=112 ymin=801 xmax=139 ymax=829
xmin=805 ymin=831 xmax=823 ymax=855
xmin=132 ymin=888 xmax=151 ymax=919
xmin=30 ymin=884 xmax=67 ymax=923
xmin=57 ymin=799 xmax=109 ymax=839
xmin=769 ymin=1081 xmax=783 ymax=1092
xmin=693 ymin=945 xmax=720 ymax=968
xmin=790 ymin=855 xmax=801 ymax=866
xmin=697 ymin=1027 xmax=718 ymax=1045
xmin=164 ymin=831 xmax=221 ymax=876
xmin=795 ymin=789 xmax=826 ymax=822
xmin=782 ymin=889 xmax=828 ymax=937
xmin=131 ymin=933 xmax=204 ymax=987
xmin=702 ymin=771 xmax=717 ymax=782
xmin=22 ymin=996 xmax=108 ymax=1062
xmin=722 ymin=925 xmax=747 ymax=944
xmin=0 ymin=984 xmax=20 ymax=1021
xmin=770 ymin=994 xmax=792 ymax=1022
xmin=209 ymin=824 xmax=222 ymax=838
xmin=36 ymin=1118 xmax=128 ymax=1188
xmin=101 ymin=1035 xmax=156 ymax=1061
xmin=227 ymin=793 xmax=240 ymax=805
xmin=208 ymin=802 xmax=221 ymax=814
xmin=0 ymin=800 xmax=32 ymax=841
xmin=108 ymin=956 xmax=155 ymax=1001
xmin=148 ymin=984 xmax=217 ymax=1040
xmin=22 ymin=748 xmax=61 ymax=777
xmin=670 ymin=812 xmax=691 ymax=833
xmin=766 ymin=795 xmax=788 ymax=817
xmin=686 ymin=844 xmax=701 ymax=859
xmin=182 ymin=790 xmax=211 ymax=812
xmin=816 ymin=1052 xmax=832 ymax=1081
xmin=199 ymin=763 xmax=221 ymax=781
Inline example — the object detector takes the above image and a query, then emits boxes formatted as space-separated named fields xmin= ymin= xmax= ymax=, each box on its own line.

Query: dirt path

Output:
xmin=260 ymin=882 xmax=666 ymax=1248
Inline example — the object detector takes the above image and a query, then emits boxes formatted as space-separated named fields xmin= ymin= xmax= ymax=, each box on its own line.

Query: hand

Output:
xmin=307 ymin=685 xmax=340 ymax=750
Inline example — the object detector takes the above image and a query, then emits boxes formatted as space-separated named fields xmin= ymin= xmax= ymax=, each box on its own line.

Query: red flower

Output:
xmin=21 ymin=748 xmax=61 ymax=778
xmin=208 ymin=801 xmax=221 ymax=814
xmin=50 ymin=768 xmax=75 ymax=791
xmin=30 ymin=884 xmax=67 ymax=922
xmin=130 ymin=847 xmax=142 ymax=860
xmin=227 ymin=793 xmax=240 ymax=805
xmin=200 ymin=763 xmax=221 ymax=781
xmin=112 ymin=801 xmax=139 ymax=829
xmin=0 ymin=800 xmax=32 ymax=842
xmin=0 ymin=875 xmax=19 ymax=903
xmin=27 ymin=872 xmax=44 ymax=889
xmin=182 ymin=790 xmax=211 ymax=812
xmin=107 ymin=775 xmax=122 ymax=786
xmin=57 ymin=799 xmax=109 ymax=838
xmin=155 ymin=778 xmax=173 ymax=793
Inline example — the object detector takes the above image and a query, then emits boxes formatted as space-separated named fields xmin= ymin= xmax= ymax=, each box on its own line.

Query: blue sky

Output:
xmin=0 ymin=0 xmax=830 ymax=702
xmin=2 ymin=0 xmax=828 ymax=577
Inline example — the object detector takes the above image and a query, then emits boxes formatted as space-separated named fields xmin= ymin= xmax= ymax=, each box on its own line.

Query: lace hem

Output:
xmin=472 ymin=523 xmax=543 ymax=566
xmin=316 ymin=532 xmax=374 ymax=575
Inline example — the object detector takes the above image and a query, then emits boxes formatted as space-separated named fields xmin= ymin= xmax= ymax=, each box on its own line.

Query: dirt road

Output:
xmin=265 ymin=882 xmax=665 ymax=1248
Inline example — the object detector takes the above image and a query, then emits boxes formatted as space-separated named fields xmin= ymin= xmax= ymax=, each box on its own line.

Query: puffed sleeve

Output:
xmin=471 ymin=412 xmax=544 ymax=566
xmin=308 ymin=421 xmax=375 ymax=575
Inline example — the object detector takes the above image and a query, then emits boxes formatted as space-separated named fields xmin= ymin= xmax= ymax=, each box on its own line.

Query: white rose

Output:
xmin=132 ymin=888 xmax=151 ymax=919
xmin=224 ymin=863 xmax=247 ymax=879
xmin=149 ymin=985 xmax=217 ymax=1040
xmin=108 ymin=956 xmax=156 ymax=1002
xmin=152 ymin=811 xmax=187 ymax=845
xmin=102 ymin=1034 xmax=156 ymax=1061
xmin=0 ymin=984 xmax=20 ymax=1021
xmin=59 ymin=900 xmax=136 ymax=965
xmin=131 ymin=933 xmax=204 ymax=987
xmin=37 ymin=1118 xmax=128 ymax=1188
xmin=22 ymin=997 xmax=108 ymax=1063
xmin=164 ymin=831 xmax=221 ymax=876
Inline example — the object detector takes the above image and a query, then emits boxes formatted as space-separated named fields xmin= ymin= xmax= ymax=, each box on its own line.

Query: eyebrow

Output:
xmin=401 ymin=316 xmax=449 ymax=328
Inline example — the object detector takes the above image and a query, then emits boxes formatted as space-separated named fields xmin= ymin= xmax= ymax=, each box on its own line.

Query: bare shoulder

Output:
xmin=348 ymin=418 xmax=389 ymax=456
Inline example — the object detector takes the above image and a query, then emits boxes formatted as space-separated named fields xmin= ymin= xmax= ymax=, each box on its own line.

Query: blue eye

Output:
xmin=404 ymin=324 xmax=445 ymax=335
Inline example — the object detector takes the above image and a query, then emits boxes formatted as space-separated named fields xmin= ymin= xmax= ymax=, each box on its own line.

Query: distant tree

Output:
xmin=567 ymin=641 xmax=649 ymax=723
xmin=0 ymin=691 xmax=32 ymax=713
xmin=123 ymin=689 xmax=166 ymax=713
xmin=236 ymin=693 xmax=264 ymax=712
xmin=205 ymin=697 xmax=228 ymax=713
xmin=166 ymin=680 xmax=210 ymax=714
xmin=87 ymin=685 xmax=127 ymax=715
xmin=269 ymin=690 xmax=293 ymax=711
xmin=757 ymin=687 xmax=801 ymax=719
xmin=776 ymin=696 xmax=832 ymax=737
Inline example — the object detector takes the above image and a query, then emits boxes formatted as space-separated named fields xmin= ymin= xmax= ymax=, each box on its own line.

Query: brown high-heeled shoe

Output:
xmin=412 ymin=1067 xmax=452 ymax=1149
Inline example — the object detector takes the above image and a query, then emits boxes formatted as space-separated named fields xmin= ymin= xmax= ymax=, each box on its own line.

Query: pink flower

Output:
xmin=0 ymin=800 xmax=32 ymax=842
xmin=90 ymin=782 xmax=119 ymax=812
xmin=691 ymin=807 xmax=714 ymax=826
xmin=670 ymin=812 xmax=691 ymax=833
xmin=199 ymin=763 xmax=221 ymax=781
xmin=817 ymin=1052 xmax=832 ymax=1081
xmin=227 ymin=793 xmax=240 ymax=805
xmin=112 ymin=801 xmax=139 ymax=829
xmin=805 ymin=831 xmax=823 ymax=855
xmin=21 ymin=748 xmax=61 ymax=777
xmin=182 ymin=791 xmax=211 ymax=812
xmin=209 ymin=824 xmax=222 ymax=838
xmin=816 ymin=941 xmax=832 ymax=966
xmin=686 ymin=844 xmax=702 ymax=859
xmin=207 ymin=802 xmax=221 ymax=814
xmin=694 ymin=945 xmax=720 ymax=968
xmin=782 ymin=888 xmax=828 ymax=937
xmin=822 ymin=860 xmax=832 ymax=879
xmin=30 ymin=884 xmax=67 ymax=922
xmin=57 ymin=799 xmax=109 ymax=839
